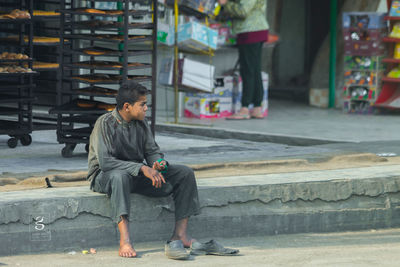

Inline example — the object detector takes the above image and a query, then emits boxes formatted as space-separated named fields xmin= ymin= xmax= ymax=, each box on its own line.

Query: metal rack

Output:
xmin=52 ymin=0 xmax=158 ymax=157
xmin=164 ymin=0 xmax=216 ymax=123
xmin=30 ymin=0 xmax=65 ymax=130
xmin=0 ymin=0 xmax=36 ymax=148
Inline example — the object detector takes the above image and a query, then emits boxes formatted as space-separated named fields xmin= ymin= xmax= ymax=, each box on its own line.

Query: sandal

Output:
xmin=165 ymin=240 xmax=191 ymax=260
xmin=226 ymin=107 xmax=250 ymax=120
xmin=250 ymin=107 xmax=265 ymax=119
xmin=190 ymin=240 xmax=239 ymax=256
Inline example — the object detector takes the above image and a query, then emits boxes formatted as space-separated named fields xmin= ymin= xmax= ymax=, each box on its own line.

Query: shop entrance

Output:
xmin=270 ymin=0 xmax=345 ymax=102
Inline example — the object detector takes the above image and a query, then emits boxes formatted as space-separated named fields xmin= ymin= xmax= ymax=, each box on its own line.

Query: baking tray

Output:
xmin=62 ymin=34 xmax=152 ymax=44
xmin=0 ymin=95 xmax=36 ymax=103
xmin=64 ymin=61 xmax=151 ymax=71
xmin=0 ymin=18 xmax=31 ymax=24
xmin=49 ymin=100 xmax=113 ymax=115
xmin=66 ymin=74 xmax=152 ymax=84
xmin=0 ymin=107 xmax=29 ymax=115
xmin=65 ymin=86 xmax=118 ymax=98
xmin=0 ymin=83 xmax=36 ymax=90
xmin=0 ymin=58 xmax=32 ymax=63
xmin=63 ymin=47 xmax=151 ymax=57
xmin=67 ymin=21 xmax=153 ymax=31
xmin=60 ymin=115 xmax=98 ymax=124
xmin=0 ymin=71 xmax=39 ymax=76
xmin=60 ymin=8 xmax=150 ymax=17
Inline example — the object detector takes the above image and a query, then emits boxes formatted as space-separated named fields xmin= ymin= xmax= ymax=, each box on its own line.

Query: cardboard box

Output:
xmin=178 ymin=21 xmax=218 ymax=51
xmin=343 ymin=28 xmax=386 ymax=42
xmin=232 ymin=72 xmax=269 ymax=117
xmin=343 ymin=100 xmax=377 ymax=114
xmin=344 ymin=55 xmax=385 ymax=71
xmin=343 ymin=70 xmax=382 ymax=87
xmin=389 ymin=1 xmax=400 ymax=17
xmin=214 ymin=75 xmax=234 ymax=94
xmin=184 ymin=90 xmax=233 ymax=119
xmin=344 ymin=40 xmax=385 ymax=56
xmin=158 ymin=57 xmax=215 ymax=93
xmin=166 ymin=0 xmax=217 ymax=16
xmin=342 ymin=12 xmax=387 ymax=29
xmin=209 ymin=23 xmax=235 ymax=46
xmin=157 ymin=22 xmax=174 ymax=46
xmin=180 ymin=58 xmax=214 ymax=92
xmin=159 ymin=57 xmax=174 ymax=85
xmin=343 ymin=85 xmax=378 ymax=101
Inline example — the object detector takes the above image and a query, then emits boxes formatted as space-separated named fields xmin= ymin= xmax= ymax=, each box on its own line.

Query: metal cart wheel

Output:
xmin=85 ymin=143 xmax=89 ymax=153
xmin=61 ymin=143 xmax=76 ymax=158
xmin=7 ymin=137 xmax=18 ymax=148
xmin=20 ymin=134 xmax=32 ymax=146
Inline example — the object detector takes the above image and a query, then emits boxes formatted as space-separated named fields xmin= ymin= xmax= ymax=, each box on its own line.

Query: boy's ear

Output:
xmin=123 ymin=102 xmax=131 ymax=111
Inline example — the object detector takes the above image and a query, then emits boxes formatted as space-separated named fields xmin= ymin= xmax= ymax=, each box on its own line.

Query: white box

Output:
xmin=184 ymin=90 xmax=233 ymax=119
xmin=178 ymin=21 xmax=218 ymax=51
xmin=214 ymin=75 xmax=234 ymax=94
xmin=158 ymin=57 xmax=215 ymax=93
xmin=181 ymin=58 xmax=215 ymax=92
xmin=182 ymin=73 xmax=214 ymax=92
xmin=159 ymin=57 xmax=174 ymax=85
xmin=157 ymin=23 xmax=174 ymax=46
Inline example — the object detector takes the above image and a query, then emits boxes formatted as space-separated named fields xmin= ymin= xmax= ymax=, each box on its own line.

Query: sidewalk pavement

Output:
xmin=158 ymin=99 xmax=400 ymax=143
xmin=1 ymin=228 xmax=400 ymax=267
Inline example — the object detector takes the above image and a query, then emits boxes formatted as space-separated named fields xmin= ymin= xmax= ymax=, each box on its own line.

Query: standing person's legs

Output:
xmin=92 ymin=169 xmax=136 ymax=257
xmin=238 ymin=43 xmax=255 ymax=108
xmin=252 ymin=42 xmax=264 ymax=107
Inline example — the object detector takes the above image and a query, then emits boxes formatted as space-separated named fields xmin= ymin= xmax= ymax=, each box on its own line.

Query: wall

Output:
xmin=274 ymin=0 xmax=306 ymax=86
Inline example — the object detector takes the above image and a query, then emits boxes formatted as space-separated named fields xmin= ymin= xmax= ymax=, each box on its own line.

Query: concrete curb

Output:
xmin=0 ymin=153 xmax=386 ymax=184
xmin=1 ymin=165 xmax=400 ymax=256
xmin=155 ymin=123 xmax=345 ymax=146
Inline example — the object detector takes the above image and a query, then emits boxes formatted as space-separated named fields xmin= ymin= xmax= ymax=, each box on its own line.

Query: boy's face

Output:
xmin=127 ymin=95 xmax=148 ymax=121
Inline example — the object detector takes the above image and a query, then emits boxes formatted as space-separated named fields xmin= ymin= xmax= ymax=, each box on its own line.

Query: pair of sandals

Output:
xmin=165 ymin=239 xmax=239 ymax=260
xmin=226 ymin=107 xmax=265 ymax=120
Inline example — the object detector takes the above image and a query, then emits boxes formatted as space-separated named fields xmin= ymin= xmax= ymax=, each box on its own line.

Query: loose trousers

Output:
xmin=238 ymin=41 xmax=264 ymax=107
xmin=92 ymin=164 xmax=201 ymax=223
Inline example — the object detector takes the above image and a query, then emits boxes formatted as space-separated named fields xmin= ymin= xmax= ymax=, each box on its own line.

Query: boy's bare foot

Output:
xmin=119 ymin=243 xmax=137 ymax=258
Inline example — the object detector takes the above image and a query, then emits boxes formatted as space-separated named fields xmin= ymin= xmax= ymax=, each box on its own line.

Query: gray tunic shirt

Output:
xmin=87 ymin=109 xmax=163 ymax=186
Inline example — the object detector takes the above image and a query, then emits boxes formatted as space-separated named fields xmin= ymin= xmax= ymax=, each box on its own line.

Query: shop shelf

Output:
xmin=382 ymin=77 xmax=400 ymax=82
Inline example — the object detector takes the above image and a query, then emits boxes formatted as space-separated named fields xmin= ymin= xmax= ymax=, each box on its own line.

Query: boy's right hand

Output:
xmin=140 ymin=165 xmax=165 ymax=188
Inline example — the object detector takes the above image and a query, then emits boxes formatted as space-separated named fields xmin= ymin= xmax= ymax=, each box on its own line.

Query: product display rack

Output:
xmin=52 ymin=0 xmax=158 ymax=157
xmin=373 ymin=0 xmax=400 ymax=110
xmin=342 ymin=11 xmax=387 ymax=114
xmin=0 ymin=0 xmax=37 ymax=148
xmin=170 ymin=0 xmax=215 ymax=123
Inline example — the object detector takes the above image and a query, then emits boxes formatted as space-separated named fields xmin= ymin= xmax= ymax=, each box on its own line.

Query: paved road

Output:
xmin=0 ymin=130 xmax=336 ymax=178
xmin=1 ymin=228 xmax=400 ymax=266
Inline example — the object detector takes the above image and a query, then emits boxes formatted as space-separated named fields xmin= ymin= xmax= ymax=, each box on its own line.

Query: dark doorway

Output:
xmin=271 ymin=0 xmax=344 ymax=102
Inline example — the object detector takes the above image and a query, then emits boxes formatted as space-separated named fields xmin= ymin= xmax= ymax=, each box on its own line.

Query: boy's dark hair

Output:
xmin=116 ymin=82 xmax=148 ymax=110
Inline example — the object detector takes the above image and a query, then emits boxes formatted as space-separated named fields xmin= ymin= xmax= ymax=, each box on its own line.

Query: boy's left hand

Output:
xmin=152 ymin=160 xmax=167 ymax=171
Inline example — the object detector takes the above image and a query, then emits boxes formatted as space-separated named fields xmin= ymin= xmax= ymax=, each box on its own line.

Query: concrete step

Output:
xmin=1 ymin=165 xmax=400 ymax=256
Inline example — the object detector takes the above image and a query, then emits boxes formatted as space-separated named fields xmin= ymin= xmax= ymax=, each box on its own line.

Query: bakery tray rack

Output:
xmin=0 ymin=0 xmax=36 ymax=148
xmin=31 ymin=0 xmax=67 ymax=131
xmin=52 ymin=0 xmax=158 ymax=157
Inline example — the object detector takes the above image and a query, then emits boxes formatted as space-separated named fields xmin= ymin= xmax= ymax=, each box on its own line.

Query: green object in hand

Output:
xmin=157 ymin=158 xmax=168 ymax=174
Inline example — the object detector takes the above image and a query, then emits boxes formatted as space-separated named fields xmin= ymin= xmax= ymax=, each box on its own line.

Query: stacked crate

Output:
xmin=342 ymin=12 xmax=387 ymax=114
